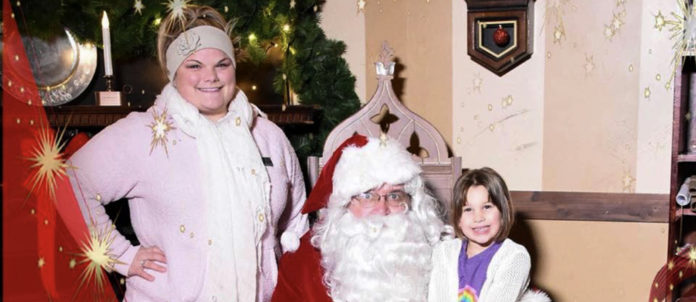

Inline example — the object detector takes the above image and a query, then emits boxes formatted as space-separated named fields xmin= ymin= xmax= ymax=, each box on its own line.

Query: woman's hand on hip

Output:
xmin=128 ymin=246 xmax=167 ymax=281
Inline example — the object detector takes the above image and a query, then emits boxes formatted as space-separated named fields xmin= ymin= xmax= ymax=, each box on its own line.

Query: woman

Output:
xmin=67 ymin=5 xmax=307 ymax=301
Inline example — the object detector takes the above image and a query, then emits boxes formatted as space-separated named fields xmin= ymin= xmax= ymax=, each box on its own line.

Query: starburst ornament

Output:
xmin=77 ymin=223 xmax=123 ymax=293
xmin=662 ymin=0 xmax=696 ymax=89
xmin=689 ymin=247 xmax=696 ymax=267
xmin=148 ymin=109 xmax=175 ymax=156
xmin=133 ymin=0 xmax=145 ymax=15
xmin=27 ymin=126 xmax=71 ymax=199
xmin=166 ymin=0 xmax=190 ymax=23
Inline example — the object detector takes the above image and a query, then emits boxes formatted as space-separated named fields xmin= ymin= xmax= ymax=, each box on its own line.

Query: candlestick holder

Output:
xmin=96 ymin=75 xmax=123 ymax=106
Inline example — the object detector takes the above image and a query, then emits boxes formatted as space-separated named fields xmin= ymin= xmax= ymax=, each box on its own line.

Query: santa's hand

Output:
xmin=128 ymin=246 xmax=167 ymax=281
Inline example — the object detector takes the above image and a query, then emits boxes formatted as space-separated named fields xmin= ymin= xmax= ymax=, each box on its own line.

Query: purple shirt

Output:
xmin=458 ymin=240 xmax=503 ymax=300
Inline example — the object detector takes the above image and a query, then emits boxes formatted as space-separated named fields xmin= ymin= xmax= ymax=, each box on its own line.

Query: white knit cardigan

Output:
xmin=428 ymin=238 xmax=550 ymax=302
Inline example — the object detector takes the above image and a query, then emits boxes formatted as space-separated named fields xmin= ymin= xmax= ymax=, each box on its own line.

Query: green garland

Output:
xmin=8 ymin=0 xmax=360 ymax=160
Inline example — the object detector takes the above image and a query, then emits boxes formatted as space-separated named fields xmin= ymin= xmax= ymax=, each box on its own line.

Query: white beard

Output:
xmin=316 ymin=212 xmax=433 ymax=302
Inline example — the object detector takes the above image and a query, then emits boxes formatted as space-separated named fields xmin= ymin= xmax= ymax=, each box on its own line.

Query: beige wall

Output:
xmin=363 ymin=0 xmax=452 ymax=147
xmin=521 ymin=220 xmax=667 ymax=301
xmin=320 ymin=0 xmax=367 ymax=102
xmin=321 ymin=0 xmax=674 ymax=300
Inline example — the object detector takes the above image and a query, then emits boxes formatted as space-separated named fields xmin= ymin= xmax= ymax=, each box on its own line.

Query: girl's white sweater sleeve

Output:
xmin=479 ymin=239 xmax=531 ymax=302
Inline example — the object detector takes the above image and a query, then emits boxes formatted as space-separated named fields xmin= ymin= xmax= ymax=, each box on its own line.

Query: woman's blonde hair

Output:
xmin=156 ymin=5 xmax=230 ymax=76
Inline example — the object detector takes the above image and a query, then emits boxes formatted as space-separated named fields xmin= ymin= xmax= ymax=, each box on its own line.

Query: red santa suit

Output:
xmin=272 ymin=135 xmax=367 ymax=302
xmin=272 ymin=134 xmax=444 ymax=302
xmin=272 ymin=232 xmax=331 ymax=302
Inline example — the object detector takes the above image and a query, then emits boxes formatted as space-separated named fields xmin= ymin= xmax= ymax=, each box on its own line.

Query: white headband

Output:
xmin=165 ymin=25 xmax=236 ymax=81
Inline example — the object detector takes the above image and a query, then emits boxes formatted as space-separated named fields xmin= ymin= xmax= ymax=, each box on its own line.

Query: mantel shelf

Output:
xmin=678 ymin=153 xmax=696 ymax=162
xmin=45 ymin=104 xmax=320 ymax=128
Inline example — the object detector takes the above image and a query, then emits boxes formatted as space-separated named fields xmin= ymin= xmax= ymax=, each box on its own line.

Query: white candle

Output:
xmin=101 ymin=11 xmax=113 ymax=76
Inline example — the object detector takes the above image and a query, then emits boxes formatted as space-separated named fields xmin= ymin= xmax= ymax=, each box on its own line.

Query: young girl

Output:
xmin=428 ymin=167 xmax=549 ymax=302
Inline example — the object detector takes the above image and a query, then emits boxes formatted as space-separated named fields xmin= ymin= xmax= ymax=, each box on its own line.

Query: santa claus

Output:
xmin=272 ymin=134 xmax=447 ymax=302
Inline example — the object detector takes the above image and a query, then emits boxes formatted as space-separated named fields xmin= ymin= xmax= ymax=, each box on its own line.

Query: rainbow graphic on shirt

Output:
xmin=458 ymin=285 xmax=478 ymax=302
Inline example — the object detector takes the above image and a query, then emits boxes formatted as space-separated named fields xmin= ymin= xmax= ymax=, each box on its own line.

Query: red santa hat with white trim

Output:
xmin=301 ymin=133 xmax=422 ymax=214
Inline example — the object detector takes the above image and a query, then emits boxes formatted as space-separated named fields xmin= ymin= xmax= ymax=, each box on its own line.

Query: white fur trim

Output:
xmin=519 ymin=289 xmax=552 ymax=302
xmin=280 ymin=231 xmax=300 ymax=253
xmin=330 ymin=137 xmax=421 ymax=208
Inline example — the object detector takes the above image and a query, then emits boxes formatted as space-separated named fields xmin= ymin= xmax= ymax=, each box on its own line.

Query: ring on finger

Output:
xmin=140 ymin=260 xmax=146 ymax=267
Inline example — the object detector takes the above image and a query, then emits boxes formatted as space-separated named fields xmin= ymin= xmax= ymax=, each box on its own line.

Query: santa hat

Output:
xmin=301 ymin=133 xmax=421 ymax=214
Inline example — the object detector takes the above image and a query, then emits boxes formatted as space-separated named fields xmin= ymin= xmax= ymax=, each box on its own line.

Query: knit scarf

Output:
xmin=160 ymin=84 xmax=270 ymax=301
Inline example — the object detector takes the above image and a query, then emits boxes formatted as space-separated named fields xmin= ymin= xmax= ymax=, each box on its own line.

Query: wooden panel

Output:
xmin=465 ymin=0 xmax=530 ymax=10
xmin=512 ymin=191 xmax=669 ymax=223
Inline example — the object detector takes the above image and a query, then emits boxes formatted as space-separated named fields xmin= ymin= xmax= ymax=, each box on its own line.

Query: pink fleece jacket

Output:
xmin=67 ymin=98 xmax=308 ymax=301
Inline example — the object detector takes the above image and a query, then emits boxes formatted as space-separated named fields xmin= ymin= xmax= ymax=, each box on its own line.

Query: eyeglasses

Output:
xmin=351 ymin=190 xmax=411 ymax=208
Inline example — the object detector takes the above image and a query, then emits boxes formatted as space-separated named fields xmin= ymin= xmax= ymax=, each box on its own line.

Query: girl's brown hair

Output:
xmin=450 ymin=167 xmax=514 ymax=242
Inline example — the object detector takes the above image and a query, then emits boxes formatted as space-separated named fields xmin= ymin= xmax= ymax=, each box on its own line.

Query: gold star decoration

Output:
xmin=546 ymin=0 xmax=573 ymax=45
xmin=622 ymin=172 xmax=635 ymax=192
xmin=27 ymin=125 xmax=71 ymax=200
xmin=501 ymin=95 xmax=513 ymax=109
xmin=553 ymin=24 xmax=565 ymax=44
xmin=148 ymin=109 xmax=175 ymax=156
xmin=38 ymin=257 xmax=45 ymax=268
xmin=655 ymin=11 xmax=666 ymax=31
xmin=133 ymin=0 xmax=145 ymax=15
xmin=604 ymin=24 xmax=616 ymax=40
xmin=77 ymin=223 xmax=123 ymax=293
xmin=689 ymin=246 xmax=696 ymax=267
xmin=358 ymin=0 xmax=366 ymax=12
xmin=644 ymin=87 xmax=652 ymax=98
xmin=623 ymin=175 xmax=636 ymax=192
xmin=611 ymin=13 xmax=625 ymax=31
xmin=583 ymin=54 xmax=595 ymax=75
xmin=472 ymin=73 xmax=483 ymax=93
